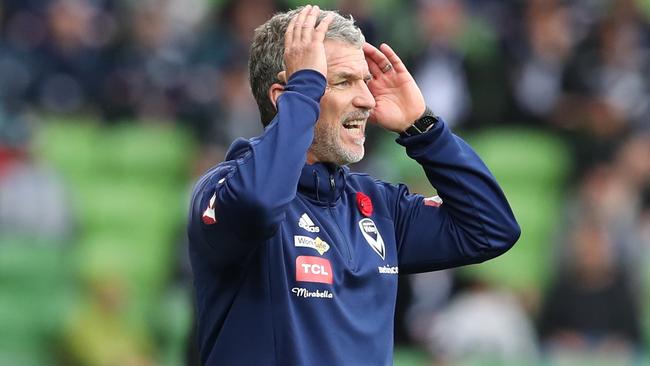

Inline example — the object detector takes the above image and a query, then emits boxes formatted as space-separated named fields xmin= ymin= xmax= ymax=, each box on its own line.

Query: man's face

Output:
xmin=307 ymin=40 xmax=375 ymax=166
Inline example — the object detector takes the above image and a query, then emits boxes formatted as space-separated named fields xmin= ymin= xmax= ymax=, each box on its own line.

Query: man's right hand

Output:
xmin=281 ymin=5 xmax=333 ymax=82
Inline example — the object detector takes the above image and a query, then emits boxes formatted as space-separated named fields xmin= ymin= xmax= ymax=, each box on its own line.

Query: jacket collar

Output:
xmin=298 ymin=162 xmax=347 ymax=204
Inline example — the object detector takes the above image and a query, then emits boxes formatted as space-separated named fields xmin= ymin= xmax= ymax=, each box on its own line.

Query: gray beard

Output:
xmin=309 ymin=125 xmax=364 ymax=166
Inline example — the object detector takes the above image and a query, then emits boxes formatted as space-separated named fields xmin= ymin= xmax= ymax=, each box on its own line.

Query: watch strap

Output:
xmin=400 ymin=107 xmax=438 ymax=137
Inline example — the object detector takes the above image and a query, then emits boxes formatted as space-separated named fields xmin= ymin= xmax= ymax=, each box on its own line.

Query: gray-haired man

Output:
xmin=188 ymin=5 xmax=519 ymax=365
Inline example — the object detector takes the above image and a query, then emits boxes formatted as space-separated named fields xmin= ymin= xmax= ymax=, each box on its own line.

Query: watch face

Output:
xmin=414 ymin=115 xmax=437 ymax=132
xmin=401 ymin=109 xmax=438 ymax=136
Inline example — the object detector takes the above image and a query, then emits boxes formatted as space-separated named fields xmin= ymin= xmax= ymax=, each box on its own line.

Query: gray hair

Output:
xmin=249 ymin=7 xmax=365 ymax=126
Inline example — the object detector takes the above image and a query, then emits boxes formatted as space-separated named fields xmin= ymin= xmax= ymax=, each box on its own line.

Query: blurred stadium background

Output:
xmin=1 ymin=0 xmax=649 ymax=365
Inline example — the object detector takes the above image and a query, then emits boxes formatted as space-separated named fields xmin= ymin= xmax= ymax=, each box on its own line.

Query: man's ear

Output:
xmin=269 ymin=71 xmax=288 ymax=110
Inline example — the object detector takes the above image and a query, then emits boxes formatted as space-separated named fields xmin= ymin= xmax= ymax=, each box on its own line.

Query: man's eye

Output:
xmin=333 ymin=80 xmax=350 ymax=87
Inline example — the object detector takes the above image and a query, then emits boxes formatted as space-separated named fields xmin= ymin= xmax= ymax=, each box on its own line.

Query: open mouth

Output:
xmin=342 ymin=119 xmax=365 ymax=130
xmin=342 ymin=119 xmax=366 ymax=145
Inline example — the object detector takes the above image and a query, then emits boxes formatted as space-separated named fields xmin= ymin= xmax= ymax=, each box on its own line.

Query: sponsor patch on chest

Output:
xmin=295 ymin=256 xmax=333 ymax=284
xmin=294 ymin=235 xmax=330 ymax=255
xmin=291 ymin=287 xmax=333 ymax=299
xmin=378 ymin=265 xmax=399 ymax=274
xmin=298 ymin=213 xmax=320 ymax=232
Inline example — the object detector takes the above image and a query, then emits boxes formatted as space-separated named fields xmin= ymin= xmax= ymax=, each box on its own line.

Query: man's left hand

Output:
xmin=363 ymin=42 xmax=427 ymax=133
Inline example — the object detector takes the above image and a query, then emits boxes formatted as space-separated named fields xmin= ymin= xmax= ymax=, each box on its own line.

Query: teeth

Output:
xmin=343 ymin=119 xmax=364 ymax=128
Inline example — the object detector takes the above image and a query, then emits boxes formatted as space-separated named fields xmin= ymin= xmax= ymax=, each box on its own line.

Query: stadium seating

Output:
xmin=3 ymin=119 xmax=197 ymax=364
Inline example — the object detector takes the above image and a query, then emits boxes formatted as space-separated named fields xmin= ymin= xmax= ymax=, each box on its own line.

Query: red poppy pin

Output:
xmin=356 ymin=192 xmax=373 ymax=217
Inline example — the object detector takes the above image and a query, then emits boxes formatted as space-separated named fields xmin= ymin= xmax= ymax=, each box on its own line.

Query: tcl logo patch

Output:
xmin=296 ymin=256 xmax=333 ymax=284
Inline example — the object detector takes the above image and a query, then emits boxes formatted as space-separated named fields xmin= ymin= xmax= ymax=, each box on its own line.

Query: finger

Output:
xmin=363 ymin=42 xmax=391 ymax=72
xmin=379 ymin=43 xmax=407 ymax=73
xmin=314 ymin=13 xmax=333 ymax=42
xmin=368 ymin=109 xmax=378 ymax=123
xmin=285 ymin=13 xmax=297 ymax=46
xmin=301 ymin=5 xmax=319 ymax=42
xmin=365 ymin=52 xmax=383 ymax=79
xmin=293 ymin=5 xmax=312 ymax=43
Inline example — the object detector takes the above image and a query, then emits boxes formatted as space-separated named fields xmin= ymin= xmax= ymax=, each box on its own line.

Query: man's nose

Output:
xmin=353 ymin=82 xmax=376 ymax=110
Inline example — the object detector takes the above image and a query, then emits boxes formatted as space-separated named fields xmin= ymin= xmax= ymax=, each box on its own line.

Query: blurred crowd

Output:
xmin=1 ymin=0 xmax=650 ymax=365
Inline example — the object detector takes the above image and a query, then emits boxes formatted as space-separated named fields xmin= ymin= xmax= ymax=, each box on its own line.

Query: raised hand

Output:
xmin=363 ymin=42 xmax=427 ymax=133
xmin=281 ymin=5 xmax=333 ymax=82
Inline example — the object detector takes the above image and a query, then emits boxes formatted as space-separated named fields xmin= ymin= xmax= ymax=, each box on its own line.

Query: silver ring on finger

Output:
xmin=381 ymin=64 xmax=393 ymax=73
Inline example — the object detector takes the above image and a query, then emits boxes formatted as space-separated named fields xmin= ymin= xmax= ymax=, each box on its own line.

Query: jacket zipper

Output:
xmin=327 ymin=173 xmax=353 ymax=265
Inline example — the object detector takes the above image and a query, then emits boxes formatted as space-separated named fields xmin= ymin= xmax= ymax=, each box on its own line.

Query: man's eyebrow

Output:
xmin=331 ymin=72 xmax=365 ymax=79
xmin=331 ymin=71 xmax=373 ymax=81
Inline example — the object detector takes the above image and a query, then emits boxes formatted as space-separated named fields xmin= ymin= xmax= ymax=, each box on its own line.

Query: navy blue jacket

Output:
xmin=187 ymin=70 xmax=520 ymax=365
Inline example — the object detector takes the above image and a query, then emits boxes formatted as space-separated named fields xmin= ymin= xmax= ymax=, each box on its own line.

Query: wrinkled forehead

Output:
xmin=324 ymin=40 xmax=369 ymax=77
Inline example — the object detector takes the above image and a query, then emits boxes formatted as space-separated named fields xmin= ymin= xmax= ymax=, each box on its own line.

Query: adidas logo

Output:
xmin=298 ymin=213 xmax=320 ymax=233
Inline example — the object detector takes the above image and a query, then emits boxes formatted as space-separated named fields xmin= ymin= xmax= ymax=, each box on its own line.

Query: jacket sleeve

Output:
xmin=391 ymin=119 xmax=520 ymax=274
xmin=187 ymin=70 xmax=326 ymax=265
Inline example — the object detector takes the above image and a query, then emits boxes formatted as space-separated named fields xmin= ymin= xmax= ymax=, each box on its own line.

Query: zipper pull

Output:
xmin=329 ymin=175 xmax=335 ymax=191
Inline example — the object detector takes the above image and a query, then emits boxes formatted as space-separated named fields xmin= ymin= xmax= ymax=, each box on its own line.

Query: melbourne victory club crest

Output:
xmin=359 ymin=218 xmax=385 ymax=260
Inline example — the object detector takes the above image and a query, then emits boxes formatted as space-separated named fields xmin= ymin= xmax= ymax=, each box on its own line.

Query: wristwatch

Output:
xmin=399 ymin=107 xmax=438 ymax=137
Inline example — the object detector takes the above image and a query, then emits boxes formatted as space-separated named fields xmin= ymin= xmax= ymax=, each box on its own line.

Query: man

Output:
xmin=187 ymin=5 xmax=520 ymax=365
